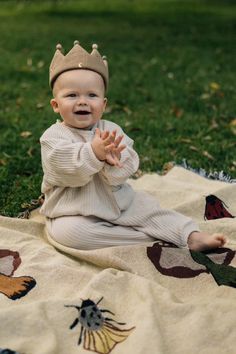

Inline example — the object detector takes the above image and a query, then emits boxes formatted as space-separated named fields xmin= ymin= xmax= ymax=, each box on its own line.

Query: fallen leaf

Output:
xmin=20 ymin=131 xmax=32 ymax=138
xmin=27 ymin=58 xmax=32 ymax=66
xmin=170 ymin=150 xmax=177 ymax=156
xmin=209 ymin=119 xmax=219 ymax=130
xmin=210 ymin=82 xmax=220 ymax=91
xmin=37 ymin=60 xmax=44 ymax=68
xmin=142 ymin=156 xmax=150 ymax=162
xmin=123 ymin=106 xmax=132 ymax=115
xmin=0 ymin=159 xmax=7 ymax=166
xmin=27 ymin=147 xmax=34 ymax=157
xmin=180 ymin=138 xmax=192 ymax=144
xmin=162 ymin=162 xmax=175 ymax=174
xmin=230 ymin=119 xmax=236 ymax=126
xmin=230 ymin=120 xmax=236 ymax=135
xmin=167 ymin=72 xmax=174 ymax=79
xmin=189 ymin=145 xmax=199 ymax=151
xmin=203 ymin=135 xmax=212 ymax=141
xmin=36 ymin=102 xmax=45 ymax=109
xmin=124 ymin=121 xmax=132 ymax=127
xmin=171 ymin=106 xmax=184 ymax=118
xmin=202 ymin=150 xmax=215 ymax=160
xmin=200 ymin=93 xmax=211 ymax=100
xmin=20 ymin=82 xmax=30 ymax=89
xmin=16 ymin=97 xmax=23 ymax=106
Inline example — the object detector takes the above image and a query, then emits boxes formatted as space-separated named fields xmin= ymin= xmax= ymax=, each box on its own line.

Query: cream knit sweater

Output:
xmin=40 ymin=119 xmax=139 ymax=219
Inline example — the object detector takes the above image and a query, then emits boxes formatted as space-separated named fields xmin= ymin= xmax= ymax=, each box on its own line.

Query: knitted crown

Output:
xmin=49 ymin=40 xmax=109 ymax=90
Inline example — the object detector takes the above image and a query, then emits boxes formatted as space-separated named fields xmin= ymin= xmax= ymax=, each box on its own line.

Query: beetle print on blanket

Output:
xmin=0 ymin=249 xmax=36 ymax=300
xmin=147 ymin=242 xmax=236 ymax=288
xmin=65 ymin=297 xmax=135 ymax=354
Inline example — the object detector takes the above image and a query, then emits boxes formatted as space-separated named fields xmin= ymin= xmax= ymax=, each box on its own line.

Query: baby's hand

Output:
xmin=102 ymin=130 xmax=126 ymax=168
xmin=91 ymin=128 xmax=115 ymax=161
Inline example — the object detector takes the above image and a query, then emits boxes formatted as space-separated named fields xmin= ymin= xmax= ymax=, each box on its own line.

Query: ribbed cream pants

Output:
xmin=46 ymin=191 xmax=199 ymax=250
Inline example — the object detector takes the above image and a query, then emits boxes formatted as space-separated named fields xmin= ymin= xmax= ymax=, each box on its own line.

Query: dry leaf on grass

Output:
xmin=20 ymin=131 xmax=32 ymax=138
xmin=202 ymin=150 xmax=215 ymax=160
xmin=210 ymin=82 xmax=220 ymax=91
xmin=189 ymin=145 xmax=199 ymax=151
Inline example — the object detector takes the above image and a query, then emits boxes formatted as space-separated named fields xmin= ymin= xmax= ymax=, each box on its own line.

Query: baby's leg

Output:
xmin=187 ymin=231 xmax=227 ymax=251
xmin=46 ymin=215 xmax=155 ymax=250
xmin=117 ymin=191 xmax=227 ymax=250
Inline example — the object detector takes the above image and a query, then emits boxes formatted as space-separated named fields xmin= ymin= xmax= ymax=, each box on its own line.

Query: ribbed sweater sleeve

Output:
xmin=41 ymin=138 xmax=104 ymax=188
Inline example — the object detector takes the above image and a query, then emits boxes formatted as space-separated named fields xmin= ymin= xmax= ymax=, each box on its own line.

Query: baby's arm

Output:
xmin=41 ymin=137 xmax=104 ymax=187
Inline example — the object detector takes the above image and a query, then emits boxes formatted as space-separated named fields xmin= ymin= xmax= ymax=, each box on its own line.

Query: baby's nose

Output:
xmin=76 ymin=95 xmax=87 ymax=105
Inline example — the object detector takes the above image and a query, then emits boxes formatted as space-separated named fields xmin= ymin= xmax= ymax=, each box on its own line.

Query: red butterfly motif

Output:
xmin=204 ymin=195 xmax=234 ymax=220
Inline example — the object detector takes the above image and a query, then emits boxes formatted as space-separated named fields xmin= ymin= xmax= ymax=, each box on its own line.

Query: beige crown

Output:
xmin=49 ymin=40 xmax=109 ymax=90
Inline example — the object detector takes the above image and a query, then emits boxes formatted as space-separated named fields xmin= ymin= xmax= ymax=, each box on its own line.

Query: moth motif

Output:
xmin=65 ymin=297 xmax=135 ymax=354
xmin=204 ymin=195 xmax=234 ymax=220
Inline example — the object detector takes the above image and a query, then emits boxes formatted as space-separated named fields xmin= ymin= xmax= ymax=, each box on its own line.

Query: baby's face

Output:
xmin=51 ymin=69 xmax=107 ymax=129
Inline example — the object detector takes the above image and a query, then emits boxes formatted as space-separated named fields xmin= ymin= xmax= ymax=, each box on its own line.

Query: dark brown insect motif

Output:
xmin=204 ymin=195 xmax=234 ymax=220
xmin=0 ymin=249 xmax=36 ymax=300
xmin=65 ymin=297 xmax=135 ymax=354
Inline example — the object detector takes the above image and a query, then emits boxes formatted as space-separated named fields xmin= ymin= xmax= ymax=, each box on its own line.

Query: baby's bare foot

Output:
xmin=187 ymin=231 xmax=227 ymax=251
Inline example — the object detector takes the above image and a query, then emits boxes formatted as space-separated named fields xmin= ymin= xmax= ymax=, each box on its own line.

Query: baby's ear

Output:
xmin=50 ymin=98 xmax=59 ymax=113
xmin=103 ymin=97 xmax=108 ymax=112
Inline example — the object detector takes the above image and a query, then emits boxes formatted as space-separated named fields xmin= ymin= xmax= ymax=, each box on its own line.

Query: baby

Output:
xmin=40 ymin=40 xmax=227 ymax=251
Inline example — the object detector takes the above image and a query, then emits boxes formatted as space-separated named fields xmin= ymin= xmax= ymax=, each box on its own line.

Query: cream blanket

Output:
xmin=0 ymin=166 xmax=236 ymax=354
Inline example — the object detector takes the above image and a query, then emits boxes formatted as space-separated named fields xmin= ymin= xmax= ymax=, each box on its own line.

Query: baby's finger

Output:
xmin=103 ymin=134 xmax=115 ymax=145
xmin=104 ymin=143 xmax=115 ymax=152
xmin=94 ymin=128 xmax=101 ymax=137
xmin=114 ymin=135 xmax=124 ymax=147
xmin=101 ymin=130 xmax=109 ymax=140
xmin=114 ymin=158 xmax=123 ymax=168
xmin=116 ymin=144 xmax=126 ymax=153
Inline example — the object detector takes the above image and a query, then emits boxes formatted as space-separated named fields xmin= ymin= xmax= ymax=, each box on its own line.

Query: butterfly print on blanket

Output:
xmin=204 ymin=195 xmax=234 ymax=220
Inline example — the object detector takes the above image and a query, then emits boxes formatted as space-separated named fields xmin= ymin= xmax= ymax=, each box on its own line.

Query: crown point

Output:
xmin=56 ymin=43 xmax=62 ymax=51
xmin=92 ymin=43 xmax=98 ymax=50
xmin=102 ymin=55 xmax=107 ymax=60
xmin=74 ymin=40 xmax=80 ymax=46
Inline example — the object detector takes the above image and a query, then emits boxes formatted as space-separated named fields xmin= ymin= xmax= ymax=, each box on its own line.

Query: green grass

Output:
xmin=0 ymin=0 xmax=235 ymax=216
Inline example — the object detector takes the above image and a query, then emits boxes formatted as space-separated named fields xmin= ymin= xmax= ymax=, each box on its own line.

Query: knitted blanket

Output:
xmin=0 ymin=166 xmax=236 ymax=354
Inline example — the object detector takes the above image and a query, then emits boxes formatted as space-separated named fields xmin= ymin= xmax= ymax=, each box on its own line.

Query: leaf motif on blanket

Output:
xmin=65 ymin=296 xmax=135 ymax=353
xmin=147 ymin=242 xmax=236 ymax=286
xmin=0 ymin=249 xmax=36 ymax=300
xmin=190 ymin=250 xmax=236 ymax=288
xmin=204 ymin=194 xmax=235 ymax=220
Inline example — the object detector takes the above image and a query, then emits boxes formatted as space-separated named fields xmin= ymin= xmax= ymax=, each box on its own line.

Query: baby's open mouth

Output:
xmin=75 ymin=110 xmax=90 ymax=115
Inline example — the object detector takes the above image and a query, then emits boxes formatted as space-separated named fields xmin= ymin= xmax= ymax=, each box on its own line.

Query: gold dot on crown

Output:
xmin=92 ymin=44 xmax=98 ymax=50
xmin=56 ymin=43 xmax=62 ymax=51
xmin=74 ymin=40 xmax=80 ymax=46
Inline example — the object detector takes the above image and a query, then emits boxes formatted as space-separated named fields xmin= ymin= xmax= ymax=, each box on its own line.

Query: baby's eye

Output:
xmin=67 ymin=93 xmax=76 ymax=97
xmin=89 ymin=93 xmax=97 ymax=97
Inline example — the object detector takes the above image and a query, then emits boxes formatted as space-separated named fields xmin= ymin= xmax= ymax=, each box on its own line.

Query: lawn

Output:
xmin=0 ymin=0 xmax=235 ymax=216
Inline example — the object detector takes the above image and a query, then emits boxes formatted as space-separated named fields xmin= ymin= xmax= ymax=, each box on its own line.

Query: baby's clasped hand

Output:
xmin=91 ymin=128 xmax=126 ymax=167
